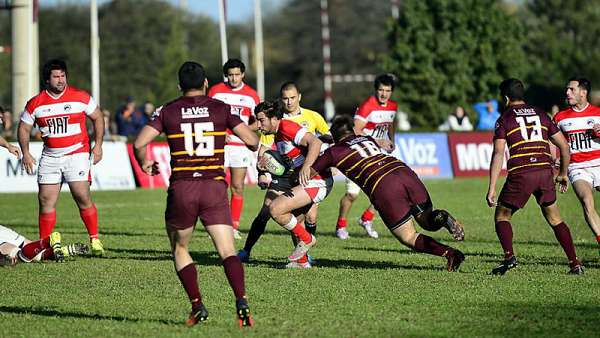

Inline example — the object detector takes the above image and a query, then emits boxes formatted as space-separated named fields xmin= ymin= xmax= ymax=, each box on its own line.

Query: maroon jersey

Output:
xmin=494 ymin=104 xmax=559 ymax=174
xmin=147 ymin=95 xmax=243 ymax=182
xmin=312 ymin=135 xmax=405 ymax=197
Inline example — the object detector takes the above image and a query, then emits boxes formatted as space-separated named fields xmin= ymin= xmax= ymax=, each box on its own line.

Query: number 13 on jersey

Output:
xmin=181 ymin=122 xmax=215 ymax=156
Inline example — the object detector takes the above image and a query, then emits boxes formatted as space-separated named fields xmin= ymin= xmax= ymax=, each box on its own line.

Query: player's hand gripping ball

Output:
xmin=259 ymin=150 xmax=292 ymax=176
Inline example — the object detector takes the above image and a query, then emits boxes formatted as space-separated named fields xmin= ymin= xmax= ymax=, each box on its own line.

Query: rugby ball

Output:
xmin=261 ymin=150 xmax=290 ymax=176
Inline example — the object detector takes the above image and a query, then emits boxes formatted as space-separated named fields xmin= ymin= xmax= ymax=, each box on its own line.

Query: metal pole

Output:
xmin=254 ymin=0 xmax=265 ymax=100
xmin=31 ymin=0 xmax=39 ymax=96
xmin=91 ymin=0 xmax=100 ymax=104
xmin=12 ymin=0 xmax=33 ymax=122
xmin=391 ymin=0 xmax=400 ymax=20
xmin=320 ymin=0 xmax=335 ymax=120
xmin=218 ymin=0 xmax=228 ymax=67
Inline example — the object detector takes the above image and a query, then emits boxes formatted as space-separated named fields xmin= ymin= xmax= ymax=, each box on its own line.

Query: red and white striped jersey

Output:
xmin=275 ymin=119 xmax=308 ymax=169
xmin=21 ymin=86 xmax=97 ymax=157
xmin=554 ymin=104 xmax=600 ymax=169
xmin=208 ymin=82 xmax=259 ymax=146
xmin=354 ymin=95 xmax=397 ymax=140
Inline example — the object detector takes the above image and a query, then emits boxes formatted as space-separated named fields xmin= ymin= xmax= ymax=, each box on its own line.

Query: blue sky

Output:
xmin=43 ymin=0 xmax=285 ymax=23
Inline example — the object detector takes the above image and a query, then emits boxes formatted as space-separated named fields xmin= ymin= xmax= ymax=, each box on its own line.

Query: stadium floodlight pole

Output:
xmin=91 ymin=0 xmax=100 ymax=104
xmin=218 ymin=0 xmax=229 ymax=76
xmin=391 ymin=0 xmax=400 ymax=19
xmin=320 ymin=0 xmax=335 ymax=121
xmin=254 ymin=0 xmax=265 ymax=100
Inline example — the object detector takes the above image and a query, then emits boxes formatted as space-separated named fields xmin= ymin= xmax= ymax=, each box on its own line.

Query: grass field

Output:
xmin=1 ymin=178 xmax=599 ymax=338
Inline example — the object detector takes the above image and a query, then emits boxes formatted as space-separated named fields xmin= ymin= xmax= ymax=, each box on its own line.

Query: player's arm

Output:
xmin=133 ymin=125 xmax=160 ymax=175
xmin=549 ymin=131 xmax=571 ymax=193
xmin=298 ymin=132 xmax=323 ymax=186
xmin=486 ymin=138 xmax=506 ymax=207
xmin=0 ymin=135 xmax=21 ymax=158
xmin=87 ymin=107 xmax=105 ymax=164
xmin=17 ymin=120 xmax=35 ymax=174
xmin=232 ymin=123 xmax=259 ymax=151
xmin=353 ymin=118 xmax=366 ymax=136
xmin=310 ymin=148 xmax=333 ymax=179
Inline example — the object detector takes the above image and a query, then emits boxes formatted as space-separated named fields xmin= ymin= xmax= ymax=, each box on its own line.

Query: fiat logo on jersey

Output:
xmin=64 ymin=104 xmax=72 ymax=112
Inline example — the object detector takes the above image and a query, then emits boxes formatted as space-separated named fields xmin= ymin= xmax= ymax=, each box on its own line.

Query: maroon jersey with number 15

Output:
xmin=147 ymin=95 xmax=243 ymax=182
xmin=493 ymin=104 xmax=560 ymax=175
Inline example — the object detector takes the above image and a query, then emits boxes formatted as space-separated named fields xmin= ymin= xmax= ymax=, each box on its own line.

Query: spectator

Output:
xmin=115 ymin=96 xmax=146 ymax=137
xmin=474 ymin=99 xmax=500 ymax=130
xmin=101 ymin=109 xmax=126 ymax=142
xmin=439 ymin=105 xmax=473 ymax=131
xmin=548 ymin=104 xmax=560 ymax=119
xmin=142 ymin=101 xmax=155 ymax=121
xmin=0 ymin=106 xmax=14 ymax=140
xmin=396 ymin=110 xmax=411 ymax=131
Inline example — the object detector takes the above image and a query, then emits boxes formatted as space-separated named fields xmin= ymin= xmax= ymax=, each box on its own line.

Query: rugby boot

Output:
xmin=236 ymin=298 xmax=254 ymax=327
xmin=285 ymin=261 xmax=312 ymax=269
xmin=446 ymin=249 xmax=465 ymax=272
xmin=185 ymin=303 xmax=209 ymax=327
xmin=288 ymin=235 xmax=317 ymax=261
xmin=336 ymin=227 xmax=349 ymax=240
xmin=59 ymin=243 xmax=89 ymax=258
xmin=49 ymin=232 xmax=65 ymax=262
xmin=435 ymin=210 xmax=465 ymax=241
xmin=358 ymin=218 xmax=379 ymax=239
xmin=491 ymin=256 xmax=518 ymax=275
xmin=90 ymin=238 xmax=105 ymax=256
xmin=568 ymin=264 xmax=585 ymax=275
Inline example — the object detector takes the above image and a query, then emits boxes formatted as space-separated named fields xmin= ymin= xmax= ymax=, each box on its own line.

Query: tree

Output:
xmin=382 ymin=0 xmax=527 ymax=127
xmin=522 ymin=0 xmax=600 ymax=109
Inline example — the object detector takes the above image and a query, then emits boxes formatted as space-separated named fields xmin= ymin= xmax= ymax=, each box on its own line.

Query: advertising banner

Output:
xmin=0 ymin=142 xmax=136 ymax=192
xmin=127 ymin=143 xmax=259 ymax=189
xmin=392 ymin=133 xmax=453 ymax=179
xmin=447 ymin=132 xmax=507 ymax=177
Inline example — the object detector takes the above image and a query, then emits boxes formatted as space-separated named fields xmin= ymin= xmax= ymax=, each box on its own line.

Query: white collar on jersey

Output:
xmin=45 ymin=85 xmax=68 ymax=100
xmin=572 ymin=102 xmax=590 ymax=113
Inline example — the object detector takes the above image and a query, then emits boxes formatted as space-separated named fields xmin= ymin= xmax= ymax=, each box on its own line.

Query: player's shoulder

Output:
xmin=554 ymin=107 xmax=574 ymax=122
xmin=301 ymin=107 xmax=322 ymax=119
xmin=387 ymin=99 xmax=398 ymax=109
xmin=64 ymin=86 xmax=91 ymax=101
xmin=208 ymin=82 xmax=229 ymax=96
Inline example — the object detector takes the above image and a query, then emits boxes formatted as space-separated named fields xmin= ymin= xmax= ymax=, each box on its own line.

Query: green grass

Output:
xmin=1 ymin=178 xmax=599 ymax=337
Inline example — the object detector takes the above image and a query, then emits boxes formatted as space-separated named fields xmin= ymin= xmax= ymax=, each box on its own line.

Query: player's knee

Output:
xmin=345 ymin=192 xmax=358 ymax=202
xmin=268 ymin=202 xmax=284 ymax=220
xmin=230 ymin=183 xmax=244 ymax=196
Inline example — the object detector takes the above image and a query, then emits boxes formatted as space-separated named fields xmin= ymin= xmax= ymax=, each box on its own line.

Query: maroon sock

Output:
xmin=495 ymin=221 xmax=514 ymax=259
xmin=223 ymin=255 xmax=246 ymax=300
xmin=552 ymin=222 xmax=580 ymax=266
xmin=413 ymin=234 xmax=451 ymax=257
xmin=20 ymin=238 xmax=51 ymax=260
xmin=176 ymin=263 xmax=202 ymax=306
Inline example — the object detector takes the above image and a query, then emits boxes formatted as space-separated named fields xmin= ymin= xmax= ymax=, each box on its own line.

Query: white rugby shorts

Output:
xmin=568 ymin=166 xmax=600 ymax=188
xmin=38 ymin=152 xmax=91 ymax=184
xmin=304 ymin=176 xmax=334 ymax=204
xmin=0 ymin=225 xmax=26 ymax=248
xmin=224 ymin=145 xmax=253 ymax=168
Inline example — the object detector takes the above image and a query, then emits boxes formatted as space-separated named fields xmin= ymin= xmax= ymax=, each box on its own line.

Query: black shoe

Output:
xmin=446 ymin=249 xmax=465 ymax=272
xmin=568 ymin=264 xmax=585 ymax=275
xmin=236 ymin=298 xmax=254 ymax=327
xmin=491 ymin=256 xmax=518 ymax=275
xmin=185 ymin=303 xmax=208 ymax=327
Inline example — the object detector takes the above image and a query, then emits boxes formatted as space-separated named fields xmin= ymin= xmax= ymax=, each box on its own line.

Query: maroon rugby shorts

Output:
xmin=165 ymin=179 xmax=233 ymax=230
xmin=499 ymin=168 xmax=556 ymax=210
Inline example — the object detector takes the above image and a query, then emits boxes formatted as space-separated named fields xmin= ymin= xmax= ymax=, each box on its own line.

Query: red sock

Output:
xmin=552 ymin=222 xmax=579 ymax=266
xmin=291 ymin=224 xmax=312 ymax=243
xmin=80 ymin=204 xmax=99 ymax=239
xmin=20 ymin=238 xmax=51 ymax=260
xmin=177 ymin=263 xmax=202 ymax=305
xmin=336 ymin=218 xmax=347 ymax=230
xmin=361 ymin=209 xmax=375 ymax=222
xmin=223 ymin=256 xmax=246 ymax=300
xmin=230 ymin=194 xmax=244 ymax=230
xmin=495 ymin=221 xmax=514 ymax=259
xmin=413 ymin=234 xmax=450 ymax=256
xmin=297 ymin=255 xmax=309 ymax=264
xmin=596 ymin=235 xmax=600 ymax=244
xmin=39 ymin=210 xmax=57 ymax=239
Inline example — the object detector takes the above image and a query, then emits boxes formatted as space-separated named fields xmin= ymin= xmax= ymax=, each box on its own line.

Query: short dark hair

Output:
xmin=568 ymin=77 xmax=591 ymax=94
xmin=223 ymin=58 xmax=245 ymax=74
xmin=280 ymin=81 xmax=300 ymax=95
xmin=254 ymin=99 xmax=285 ymax=119
xmin=374 ymin=74 xmax=395 ymax=91
xmin=330 ymin=115 xmax=354 ymax=142
xmin=178 ymin=61 xmax=206 ymax=92
xmin=499 ymin=78 xmax=525 ymax=101
xmin=42 ymin=59 xmax=67 ymax=82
